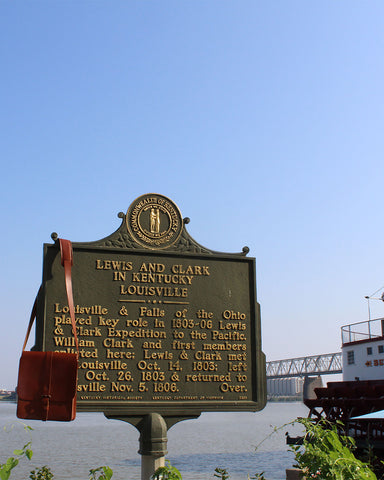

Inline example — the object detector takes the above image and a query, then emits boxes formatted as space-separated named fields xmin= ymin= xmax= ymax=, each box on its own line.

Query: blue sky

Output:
xmin=1 ymin=1 xmax=384 ymax=390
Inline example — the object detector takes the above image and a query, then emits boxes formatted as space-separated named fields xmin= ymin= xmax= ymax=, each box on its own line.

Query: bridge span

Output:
xmin=266 ymin=352 xmax=342 ymax=379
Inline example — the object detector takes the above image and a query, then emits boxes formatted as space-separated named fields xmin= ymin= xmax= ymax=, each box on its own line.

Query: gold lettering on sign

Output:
xmin=120 ymin=285 xmax=188 ymax=297
xmin=139 ymin=263 xmax=165 ymax=273
xmin=54 ymin=303 xmax=108 ymax=315
xmin=79 ymin=360 xmax=127 ymax=370
xmin=139 ymin=306 xmax=165 ymax=317
xmin=103 ymin=338 xmax=133 ymax=348
xmin=171 ymin=265 xmax=210 ymax=276
xmin=106 ymin=349 xmax=135 ymax=359
xmin=95 ymin=260 xmax=133 ymax=271
xmin=220 ymin=383 xmax=247 ymax=393
xmin=54 ymin=337 xmax=95 ymax=348
xmin=203 ymin=343 xmax=247 ymax=351
xmin=126 ymin=318 xmax=148 ymax=327
xmin=142 ymin=341 xmax=162 ymax=349
xmin=54 ymin=315 xmax=92 ymax=327
xmin=185 ymin=373 xmax=232 ymax=382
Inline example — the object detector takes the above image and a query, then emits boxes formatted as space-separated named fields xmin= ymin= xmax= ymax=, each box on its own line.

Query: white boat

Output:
xmin=303 ymin=313 xmax=384 ymax=456
xmin=342 ymin=317 xmax=384 ymax=382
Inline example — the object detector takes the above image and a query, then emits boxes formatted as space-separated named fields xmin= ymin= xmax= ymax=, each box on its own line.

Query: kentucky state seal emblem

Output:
xmin=126 ymin=194 xmax=183 ymax=249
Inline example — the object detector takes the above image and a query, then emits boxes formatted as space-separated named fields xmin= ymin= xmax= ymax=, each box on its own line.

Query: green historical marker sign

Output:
xmin=34 ymin=194 xmax=266 ymax=417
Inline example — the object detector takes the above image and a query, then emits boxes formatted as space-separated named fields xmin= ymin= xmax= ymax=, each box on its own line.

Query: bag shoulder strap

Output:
xmin=22 ymin=239 xmax=79 ymax=355
xmin=22 ymin=286 xmax=41 ymax=352
xmin=59 ymin=238 xmax=79 ymax=354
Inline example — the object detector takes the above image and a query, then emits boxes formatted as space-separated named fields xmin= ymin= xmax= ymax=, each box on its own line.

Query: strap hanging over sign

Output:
xmin=17 ymin=238 xmax=79 ymax=421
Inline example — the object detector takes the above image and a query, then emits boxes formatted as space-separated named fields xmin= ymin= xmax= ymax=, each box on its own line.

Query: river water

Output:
xmin=0 ymin=402 xmax=308 ymax=480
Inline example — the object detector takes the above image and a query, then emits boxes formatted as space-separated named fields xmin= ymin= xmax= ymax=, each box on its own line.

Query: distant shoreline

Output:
xmin=0 ymin=393 xmax=16 ymax=402
xmin=268 ymin=396 xmax=303 ymax=403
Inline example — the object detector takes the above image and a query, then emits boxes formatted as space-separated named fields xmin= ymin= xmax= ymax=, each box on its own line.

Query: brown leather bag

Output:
xmin=17 ymin=239 xmax=79 ymax=421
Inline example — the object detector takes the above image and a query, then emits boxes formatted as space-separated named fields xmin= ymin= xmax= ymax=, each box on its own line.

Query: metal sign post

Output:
xmin=106 ymin=413 xmax=200 ymax=480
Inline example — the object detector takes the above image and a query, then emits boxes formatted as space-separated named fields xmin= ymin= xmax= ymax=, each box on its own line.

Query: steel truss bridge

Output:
xmin=266 ymin=352 xmax=342 ymax=379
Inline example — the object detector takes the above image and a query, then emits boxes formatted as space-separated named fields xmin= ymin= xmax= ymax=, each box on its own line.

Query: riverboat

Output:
xmin=304 ymin=315 xmax=384 ymax=454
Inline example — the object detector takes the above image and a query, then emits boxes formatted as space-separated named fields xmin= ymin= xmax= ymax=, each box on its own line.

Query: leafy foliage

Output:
xmin=290 ymin=418 xmax=377 ymax=480
xmin=1 ymin=418 xmax=381 ymax=480
xmin=214 ymin=468 xmax=229 ymax=480
xmin=248 ymin=473 xmax=267 ymax=480
xmin=1 ymin=423 xmax=113 ymax=480
xmin=213 ymin=468 xmax=267 ymax=480
xmin=147 ymin=417 xmax=381 ymax=480
xmin=0 ymin=439 xmax=33 ymax=480
xmin=89 ymin=466 xmax=113 ymax=480
xmin=152 ymin=460 xmax=182 ymax=480
xmin=29 ymin=466 xmax=54 ymax=480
